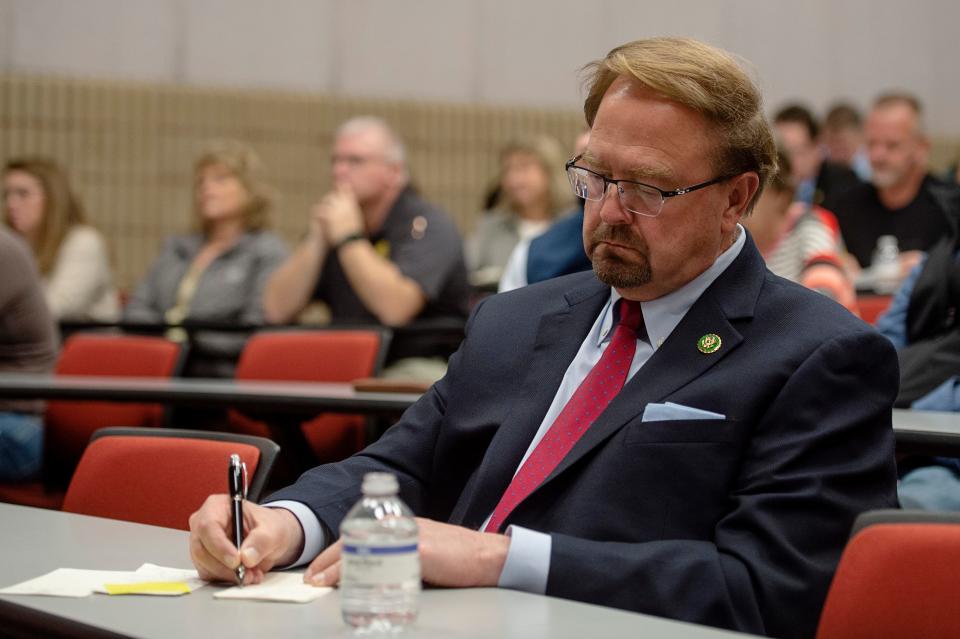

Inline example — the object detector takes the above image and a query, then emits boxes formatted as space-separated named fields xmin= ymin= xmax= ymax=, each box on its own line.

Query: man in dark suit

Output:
xmin=189 ymin=37 xmax=898 ymax=638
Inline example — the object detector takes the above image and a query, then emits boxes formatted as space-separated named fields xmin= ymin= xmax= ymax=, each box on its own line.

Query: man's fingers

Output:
xmin=189 ymin=534 xmax=238 ymax=583
xmin=196 ymin=515 xmax=240 ymax=571
xmin=189 ymin=495 xmax=240 ymax=575
xmin=305 ymin=559 xmax=341 ymax=587
xmin=305 ymin=540 xmax=342 ymax=586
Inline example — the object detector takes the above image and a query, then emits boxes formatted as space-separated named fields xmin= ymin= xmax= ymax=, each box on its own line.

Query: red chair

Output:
xmin=855 ymin=294 xmax=893 ymax=325
xmin=0 ymin=334 xmax=183 ymax=509
xmin=816 ymin=509 xmax=960 ymax=639
xmin=63 ymin=427 xmax=279 ymax=530
xmin=229 ymin=329 xmax=388 ymax=463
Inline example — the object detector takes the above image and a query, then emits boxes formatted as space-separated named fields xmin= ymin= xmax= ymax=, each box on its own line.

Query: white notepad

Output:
xmin=213 ymin=572 xmax=333 ymax=603
xmin=0 ymin=563 xmax=203 ymax=597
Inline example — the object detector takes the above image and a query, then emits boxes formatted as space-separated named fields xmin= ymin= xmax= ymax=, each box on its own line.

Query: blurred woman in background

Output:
xmin=123 ymin=140 xmax=288 ymax=377
xmin=3 ymin=157 xmax=119 ymax=322
xmin=466 ymin=135 xmax=573 ymax=288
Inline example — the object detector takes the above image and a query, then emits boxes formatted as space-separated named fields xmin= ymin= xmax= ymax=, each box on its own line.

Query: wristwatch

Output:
xmin=334 ymin=232 xmax=366 ymax=251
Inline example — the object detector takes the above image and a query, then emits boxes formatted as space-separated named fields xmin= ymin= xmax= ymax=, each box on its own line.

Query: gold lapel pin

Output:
xmin=697 ymin=333 xmax=722 ymax=354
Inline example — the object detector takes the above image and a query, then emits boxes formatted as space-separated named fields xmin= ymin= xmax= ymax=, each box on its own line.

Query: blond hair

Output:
xmin=499 ymin=134 xmax=575 ymax=216
xmin=3 ymin=157 xmax=87 ymax=274
xmin=582 ymin=37 xmax=777 ymax=211
xmin=193 ymin=139 xmax=273 ymax=233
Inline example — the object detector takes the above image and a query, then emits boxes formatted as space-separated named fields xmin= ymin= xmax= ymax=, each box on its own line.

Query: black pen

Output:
xmin=228 ymin=454 xmax=248 ymax=586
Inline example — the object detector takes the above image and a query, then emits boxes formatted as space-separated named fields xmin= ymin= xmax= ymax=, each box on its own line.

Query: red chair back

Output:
xmin=855 ymin=294 xmax=893 ymax=325
xmin=63 ymin=428 xmax=277 ymax=530
xmin=816 ymin=522 xmax=960 ymax=639
xmin=230 ymin=330 xmax=383 ymax=462
xmin=45 ymin=334 xmax=182 ymax=485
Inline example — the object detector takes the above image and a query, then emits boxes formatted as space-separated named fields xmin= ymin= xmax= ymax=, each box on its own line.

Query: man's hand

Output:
xmin=303 ymin=518 xmax=510 ymax=588
xmin=188 ymin=495 xmax=304 ymax=585
xmin=314 ymin=184 xmax=365 ymax=248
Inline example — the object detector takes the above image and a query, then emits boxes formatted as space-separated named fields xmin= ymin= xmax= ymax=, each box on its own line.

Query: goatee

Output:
xmin=589 ymin=225 xmax=652 ymax=288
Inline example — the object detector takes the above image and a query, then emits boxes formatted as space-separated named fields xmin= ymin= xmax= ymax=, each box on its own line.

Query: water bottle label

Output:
xmin=341 ymin=544 xmax=420 ymax=586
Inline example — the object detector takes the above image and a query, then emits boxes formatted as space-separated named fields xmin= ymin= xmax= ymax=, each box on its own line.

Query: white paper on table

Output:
xmin=0 ymin=569 xmax=137 ymax=597
xmin=0 ymin=563 xmax=204 ymax=598
xmin=213 ymin=572 xmax=333 ymax=603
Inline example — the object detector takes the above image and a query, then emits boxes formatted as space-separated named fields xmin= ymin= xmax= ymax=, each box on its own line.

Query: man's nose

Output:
xmin=598 ymin=183 xmax=632 ymax=225
xmin=332 ymin=162 xmax=350 ymax=182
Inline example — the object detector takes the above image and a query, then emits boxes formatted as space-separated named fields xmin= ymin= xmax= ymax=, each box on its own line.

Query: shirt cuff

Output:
xmin=496 ymin=525 xmax=551 ymax=594
xmin=264 ymin=500 xmax=326 ymax=568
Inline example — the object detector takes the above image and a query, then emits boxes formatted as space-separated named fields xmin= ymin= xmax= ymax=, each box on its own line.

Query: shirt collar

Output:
xmin=597 ymin=225 xmax=746 ymax=349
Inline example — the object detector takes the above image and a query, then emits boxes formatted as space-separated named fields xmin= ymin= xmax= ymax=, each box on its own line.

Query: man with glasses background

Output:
xmin=192 ymin=38 xmax=897 ymax=638
xmin=263 ymin=116 xmax=469 ymax=380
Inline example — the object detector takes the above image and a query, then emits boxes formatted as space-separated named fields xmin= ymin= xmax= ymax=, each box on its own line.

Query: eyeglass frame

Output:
xmin=565 ymin=154 xmax=738 ymax=218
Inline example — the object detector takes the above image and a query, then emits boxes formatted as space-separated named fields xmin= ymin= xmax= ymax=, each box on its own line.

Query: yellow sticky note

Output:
xmin=103 ymin=581 xmax=192 ymax=596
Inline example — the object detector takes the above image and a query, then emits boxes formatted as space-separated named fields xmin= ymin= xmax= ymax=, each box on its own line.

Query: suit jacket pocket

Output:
xmin=623 ymin=418 xmax=739 ymax=445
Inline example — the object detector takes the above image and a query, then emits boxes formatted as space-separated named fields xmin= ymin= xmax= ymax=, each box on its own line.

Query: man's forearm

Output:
xmin=263 ymin=241 xmax=326 ymax=324
xmin=337 ymin=241 xmax=425 ymax=326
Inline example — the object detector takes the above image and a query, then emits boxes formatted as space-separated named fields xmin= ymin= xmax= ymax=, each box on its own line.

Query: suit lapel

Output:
xmin=530 ymin=235 xmax=767 ymax=510
xmin=454 ymin=278 xmax=609 ymax=528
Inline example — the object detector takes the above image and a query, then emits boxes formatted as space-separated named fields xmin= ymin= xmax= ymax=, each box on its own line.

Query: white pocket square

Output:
xmin=641 ymin=402 xmax=726 ymax=422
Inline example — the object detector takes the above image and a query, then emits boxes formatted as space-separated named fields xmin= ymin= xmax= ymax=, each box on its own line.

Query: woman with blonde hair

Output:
xmin=124 ymin=140 xmax=289 ymax=376
xmin=3 ymin=157 xmax=119 ymax=321
xmin=467 ymin=134 xmax=575 ymax=288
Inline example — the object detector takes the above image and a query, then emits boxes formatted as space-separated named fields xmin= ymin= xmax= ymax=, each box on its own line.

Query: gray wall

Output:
xmin=2 ymin=0 xmax=959 ymax=135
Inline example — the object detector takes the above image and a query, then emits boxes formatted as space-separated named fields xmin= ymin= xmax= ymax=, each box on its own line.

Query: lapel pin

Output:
xmin=697 ymin=333 xmax=722 ymax=354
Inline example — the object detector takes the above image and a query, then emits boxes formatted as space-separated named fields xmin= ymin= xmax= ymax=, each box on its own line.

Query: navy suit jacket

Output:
xmin=269 ymin=235 xmax=898 ymax=638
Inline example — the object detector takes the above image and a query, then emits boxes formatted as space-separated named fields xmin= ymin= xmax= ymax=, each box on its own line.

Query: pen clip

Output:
xmin=229 ymin=454 xmax=247 ymax=501
xmin=241 ymin=460 xmax=248 ymax=500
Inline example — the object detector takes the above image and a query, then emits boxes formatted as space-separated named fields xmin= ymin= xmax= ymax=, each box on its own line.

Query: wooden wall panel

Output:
xmin=0 ymin=73 xmax=586 ymax=290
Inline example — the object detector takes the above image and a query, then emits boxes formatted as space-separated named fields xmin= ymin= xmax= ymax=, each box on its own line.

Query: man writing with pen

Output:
xmin=189 ymin=37 xmax=897 ymax=638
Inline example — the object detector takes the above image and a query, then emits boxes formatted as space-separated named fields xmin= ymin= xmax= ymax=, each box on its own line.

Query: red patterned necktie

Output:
xmin=484 ymin=299 xmax=645 ymax=533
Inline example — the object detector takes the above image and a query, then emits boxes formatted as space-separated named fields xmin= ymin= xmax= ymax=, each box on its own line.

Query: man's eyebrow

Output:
xmin=579 ymin=151 xmax=674 ymax=183
xmin=625 ymin=165 xmax=674 ymax=183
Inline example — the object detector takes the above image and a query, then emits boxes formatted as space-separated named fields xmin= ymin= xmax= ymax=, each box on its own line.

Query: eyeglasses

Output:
xmin=565 ymin=155 xmax=735 ymax=218
xmin=331 ymin=153 xmax=386 ymax=168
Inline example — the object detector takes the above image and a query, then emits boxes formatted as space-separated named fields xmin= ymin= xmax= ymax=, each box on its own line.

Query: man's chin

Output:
xmin=592 ymin=257 xmax=651 ymax=289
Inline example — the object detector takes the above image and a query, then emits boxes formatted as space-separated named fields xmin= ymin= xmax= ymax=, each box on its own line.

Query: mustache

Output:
xmin=590 ymin=224 xmax=648 ymax=251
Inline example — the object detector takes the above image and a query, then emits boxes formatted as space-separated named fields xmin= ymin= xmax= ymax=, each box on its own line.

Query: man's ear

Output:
xmin=722 ymin=172 xmax=760 ymax=228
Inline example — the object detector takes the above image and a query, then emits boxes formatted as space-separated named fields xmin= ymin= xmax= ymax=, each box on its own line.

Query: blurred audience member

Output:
xmin=467 ymin=135 xmax=573 ymax=288
xmin=822 ymin=102 xmax=871 ymax=181
xmin=264 ymin=116 xmax=468 ymax=382
xmin=825 ymin=93 xmax=952 ymax=275
xmin=124 ymin=140 xmax=288 ymax=377
xmin=773 ymin=104 xmax=861 ymax=207
xmin=742 ymin=151 xmax=856 ymax=311
xmin=0 ymin=227 xmax=57 ymax=481
xmin=873 ymin=183 xmax=960 ymax=510
xmin=3 ymin=158 xmax=119 ymax=322
xmin=499 ymin=130 xmax=592 ymax=292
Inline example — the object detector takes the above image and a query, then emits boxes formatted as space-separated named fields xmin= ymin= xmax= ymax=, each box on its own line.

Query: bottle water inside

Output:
xmin=871 ymin=234 xmax=900 ymax=294
xmin=340 ymin=472 xmax=420 ymax=633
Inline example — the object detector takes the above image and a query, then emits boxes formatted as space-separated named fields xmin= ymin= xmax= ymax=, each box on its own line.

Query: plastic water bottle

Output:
xmin=871 ymin=235 xmax=901 ymax=294
xmin=340 ymin=472 xmax=420 ymax=632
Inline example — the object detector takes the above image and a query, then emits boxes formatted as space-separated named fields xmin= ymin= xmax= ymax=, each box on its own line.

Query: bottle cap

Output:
xmin=361 ymin=472 xmax=399 ymax=496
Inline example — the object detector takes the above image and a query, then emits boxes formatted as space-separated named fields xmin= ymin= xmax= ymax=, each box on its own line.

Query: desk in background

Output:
xmin=891 ymin=408 xmax=960 ymax=457
xmin=4 ymin=376 xmax=960 ymax=459
xmin=0 ymin=373 xmax=423 ymax=479
xmin=0 ymin=504 xmax=759 ymax=639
